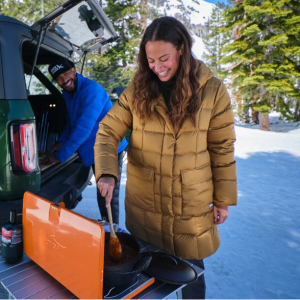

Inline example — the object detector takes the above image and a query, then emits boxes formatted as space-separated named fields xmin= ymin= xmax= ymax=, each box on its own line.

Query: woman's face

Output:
xmin=145 ymin=41 xmax=183 ymax=82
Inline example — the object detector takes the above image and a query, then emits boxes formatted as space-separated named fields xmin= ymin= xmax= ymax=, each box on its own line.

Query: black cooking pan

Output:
xmin=104 ymin=232 xmax=152 ymax=287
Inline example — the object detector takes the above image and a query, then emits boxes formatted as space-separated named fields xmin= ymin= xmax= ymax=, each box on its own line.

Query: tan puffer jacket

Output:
xmin=94 ymin=61 xmax=237 ymax=260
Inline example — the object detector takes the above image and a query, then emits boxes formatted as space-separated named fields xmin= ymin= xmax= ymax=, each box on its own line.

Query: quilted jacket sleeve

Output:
xmin=94 ymin=90 xmax=132 ymax=182
xmin=56 ymin=85 xmax=109 ymax=163
xmin=207 ymin=81 xmax=237 ymax=207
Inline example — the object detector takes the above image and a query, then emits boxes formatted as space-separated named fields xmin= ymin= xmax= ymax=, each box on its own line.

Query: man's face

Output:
xmin=55 ymin=67 xmax=77 ymax=93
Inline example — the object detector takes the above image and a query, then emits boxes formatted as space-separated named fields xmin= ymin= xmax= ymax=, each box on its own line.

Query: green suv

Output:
xmin=0 ymin=0 xmax=119 ymax=225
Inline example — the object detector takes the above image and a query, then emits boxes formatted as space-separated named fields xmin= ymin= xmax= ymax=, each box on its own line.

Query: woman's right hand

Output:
xmin=97 ymin=177 xmax=116 ymax=207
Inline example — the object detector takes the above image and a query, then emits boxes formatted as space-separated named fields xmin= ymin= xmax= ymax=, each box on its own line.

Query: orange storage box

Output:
xmin=23 ymin=192 xmax=105 ymax=299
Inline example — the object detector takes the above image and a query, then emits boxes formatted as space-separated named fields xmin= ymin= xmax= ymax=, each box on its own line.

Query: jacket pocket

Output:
xmin=180 ymin=165 xmax=214 ymax=216
xmin=126 ymin=163 xmax=155 ymax=211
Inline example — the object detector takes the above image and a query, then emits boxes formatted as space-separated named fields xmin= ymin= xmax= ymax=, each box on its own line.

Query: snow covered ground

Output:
xmin=205 ymin=125 xmax=300 ymax=299
xmin=1 ymin=123 xmax=299 ymax=299
xmin=236 ymin=111 xmax=300 ymax=135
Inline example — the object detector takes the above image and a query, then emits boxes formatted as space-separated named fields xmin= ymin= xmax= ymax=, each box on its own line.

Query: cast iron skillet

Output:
xmin=104 ymin=232 xmax=152 ymax=287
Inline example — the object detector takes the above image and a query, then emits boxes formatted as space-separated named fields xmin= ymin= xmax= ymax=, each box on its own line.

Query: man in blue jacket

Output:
xmin=46 ymin=57 xmax=127 ymax=225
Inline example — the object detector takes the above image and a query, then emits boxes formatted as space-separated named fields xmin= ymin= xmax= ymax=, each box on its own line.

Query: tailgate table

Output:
xmin=0 ymin=239 xmax=204 ymax=299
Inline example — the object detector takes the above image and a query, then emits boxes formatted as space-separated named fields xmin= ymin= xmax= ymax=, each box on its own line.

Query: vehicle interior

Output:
xmin=22 ymin=41 xmax=69 ymax=154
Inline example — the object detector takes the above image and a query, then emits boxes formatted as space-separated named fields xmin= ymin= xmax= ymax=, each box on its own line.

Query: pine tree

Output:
xmin=203 ymin=2 xmax=231 ymax=80
xmin=221 ymin=0 xmax=300 ymax=129
xmin=140 ymin=0 xmax=148 ymax=33
xmin=0 ymin=0 xmax=64 ymax=25
xmin=87 ymin=0 xmax=143 ymax=93
xmin=279 ymin=1 xmax=300 ymax=121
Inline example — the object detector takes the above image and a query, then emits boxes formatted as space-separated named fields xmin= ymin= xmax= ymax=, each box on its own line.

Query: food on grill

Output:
xmin=104 ymin=244 xmax=137 ymax=266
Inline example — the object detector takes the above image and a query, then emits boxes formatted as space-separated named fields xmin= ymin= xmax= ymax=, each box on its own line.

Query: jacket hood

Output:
xmin=197 ymin=60 xmax=215 ymax=89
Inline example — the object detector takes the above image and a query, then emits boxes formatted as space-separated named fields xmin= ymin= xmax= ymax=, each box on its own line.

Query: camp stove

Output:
xmin=103 ymin=273 xmax=155 ymax=299
xmin=20 ymin=192 xmax=155 ymax=299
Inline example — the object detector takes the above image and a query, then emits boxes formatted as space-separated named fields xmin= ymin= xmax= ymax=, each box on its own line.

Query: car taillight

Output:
xmin=10 ymin=122 xmax=37 ymax=174
xmin=13 ymin=132 xmax=21 ymax=168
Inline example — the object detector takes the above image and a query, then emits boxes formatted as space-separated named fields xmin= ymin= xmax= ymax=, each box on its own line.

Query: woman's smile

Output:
xmin=145 ymin=40 xmax=183 ymax=82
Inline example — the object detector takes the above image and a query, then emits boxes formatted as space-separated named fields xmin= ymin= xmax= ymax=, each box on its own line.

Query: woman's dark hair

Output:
xmin=132 ymin=16 xmax=201 ymax=128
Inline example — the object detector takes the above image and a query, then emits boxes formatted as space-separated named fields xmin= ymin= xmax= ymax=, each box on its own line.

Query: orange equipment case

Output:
xmin=23 ymin=192 xmax=105 ymax=299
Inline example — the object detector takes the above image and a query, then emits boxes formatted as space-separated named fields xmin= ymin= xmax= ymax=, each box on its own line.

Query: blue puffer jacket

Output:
xmin=56 ymin=73 xmax=127 ymax=166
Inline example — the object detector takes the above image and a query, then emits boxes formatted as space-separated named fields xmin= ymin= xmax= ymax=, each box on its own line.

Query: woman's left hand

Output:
xmin=213 ymin=205 xmax=229 ymax=225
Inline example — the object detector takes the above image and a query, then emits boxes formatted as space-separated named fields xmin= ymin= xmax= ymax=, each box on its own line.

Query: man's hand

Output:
xmin=213 ymin=205 xmax=229 ymax=225
xmin=97 ymin=177 xmax=115 ymax=207
xmin=42 ymin=154 xmax=60 ymax=165
xmin=50 ymin=142 xmax=63 ymax=154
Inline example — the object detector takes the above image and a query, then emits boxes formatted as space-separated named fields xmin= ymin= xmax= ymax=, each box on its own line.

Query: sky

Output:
xmin=205 ymin=0 xmax=221 ymax=3
xmin=205 ymin=0 xmax=230 ymax=4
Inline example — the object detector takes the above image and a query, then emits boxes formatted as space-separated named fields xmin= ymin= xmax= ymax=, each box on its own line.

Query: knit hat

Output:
xmin=48 ymin=57 xmax=75 ymax=80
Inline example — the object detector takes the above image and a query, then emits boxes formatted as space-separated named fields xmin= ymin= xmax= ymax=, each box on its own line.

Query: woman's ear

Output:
xmin=180 ymin=44 xmax=184 ymax=56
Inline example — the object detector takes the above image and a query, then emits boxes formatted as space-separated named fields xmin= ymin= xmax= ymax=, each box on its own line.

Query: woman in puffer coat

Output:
xmin=94 ymin=16 xmax=237 ymax=299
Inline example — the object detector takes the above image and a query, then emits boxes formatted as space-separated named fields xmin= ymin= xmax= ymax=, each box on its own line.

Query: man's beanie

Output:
xmin=48 ymin=57 xmax=75 ymax=80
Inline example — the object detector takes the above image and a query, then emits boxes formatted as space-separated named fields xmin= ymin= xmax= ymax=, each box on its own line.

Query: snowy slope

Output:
xmin=151 ymin=0 xmax=215 ymax=25
xmin=192 ymin=32 xmax=206 ymax=60
xmin=167 ymin=0 xmax=214 ymax=25
xmin=148 ymin=0 xmax=215 ymax=59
